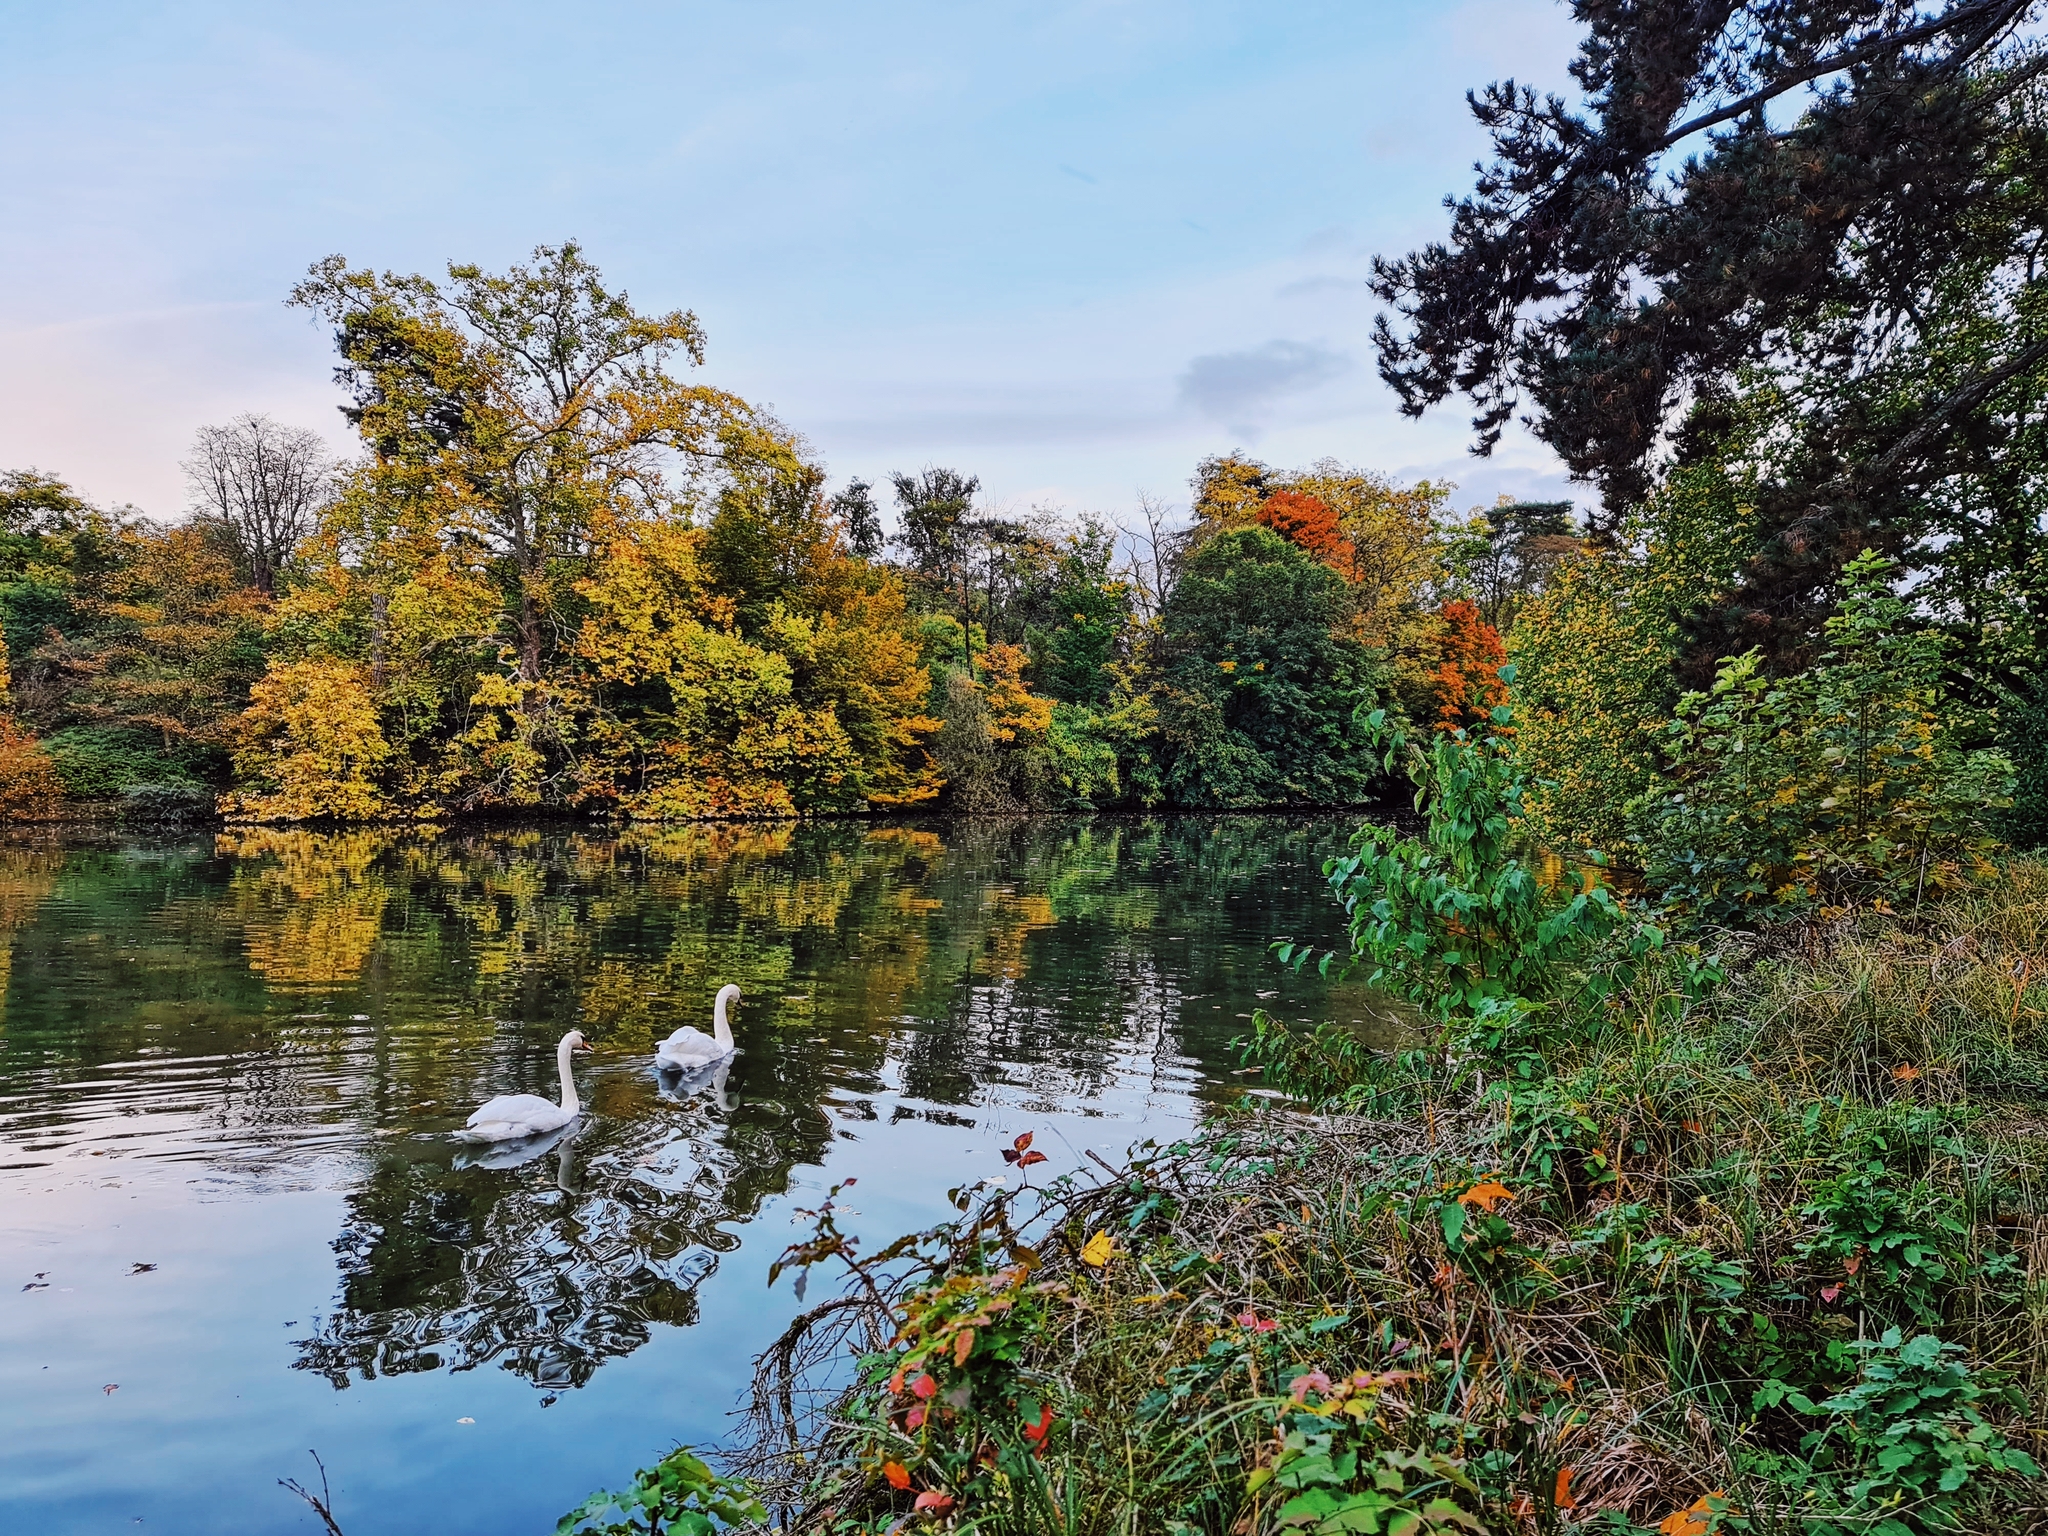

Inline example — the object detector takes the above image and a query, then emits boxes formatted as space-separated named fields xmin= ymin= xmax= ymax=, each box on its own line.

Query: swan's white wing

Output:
xmin=453 ymin=1093 xmax=574 ymax=1142
xmin=466 ymin=1092 xmax=557 ymax=1128
xmin=656 ymin=1026 xmax=729 ymax=1068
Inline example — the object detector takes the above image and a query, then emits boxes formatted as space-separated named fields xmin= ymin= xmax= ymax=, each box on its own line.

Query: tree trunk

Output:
xmin=369 ymin=590 xmax=389 ymax=690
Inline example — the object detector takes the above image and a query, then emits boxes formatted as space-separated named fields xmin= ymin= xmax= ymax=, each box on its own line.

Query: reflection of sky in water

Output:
xmin=0 ymin=818 xmax=1389 ymax=1536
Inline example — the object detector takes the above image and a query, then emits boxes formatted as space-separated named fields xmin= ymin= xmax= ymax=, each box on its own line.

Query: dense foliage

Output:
xmin=6 ymin=249 xmax=1583 ymax=824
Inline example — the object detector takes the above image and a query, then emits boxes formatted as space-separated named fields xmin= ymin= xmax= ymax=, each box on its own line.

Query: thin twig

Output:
xmin=279 ymin=1449 xmax=345 ymax=1536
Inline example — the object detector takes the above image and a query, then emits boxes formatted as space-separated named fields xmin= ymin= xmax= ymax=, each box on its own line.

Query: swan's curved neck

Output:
xmin=556 ymin=1038 xmax=581 ymax=1115
xmin=712 ymin=991 xmax=735 ymax=1051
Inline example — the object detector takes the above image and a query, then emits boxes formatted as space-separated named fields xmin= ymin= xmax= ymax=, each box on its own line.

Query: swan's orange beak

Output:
xmin=573 ymin=1040 xmax=594 ymax=1053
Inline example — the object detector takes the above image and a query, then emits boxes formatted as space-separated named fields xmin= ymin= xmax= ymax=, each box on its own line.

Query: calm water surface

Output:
xmin=0 ymin=816 xmax=1385 ymax=1535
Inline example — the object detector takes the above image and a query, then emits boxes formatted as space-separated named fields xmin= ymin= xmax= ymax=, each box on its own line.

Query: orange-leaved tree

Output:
xmin=0 ymin=632 xmax=61 ymax=820
xmin=1432 ymin=598 xmax=1508 ymax=732
xmin=1255 ymin=489 xmax=1356 ymax=580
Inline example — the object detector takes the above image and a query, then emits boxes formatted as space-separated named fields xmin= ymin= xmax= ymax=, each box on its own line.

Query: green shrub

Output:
xmin=1753 ymin=1330 xmax=2038 ymax=1534
xmin=556 ymin=1447 xmax=764 ymax=1536
xmin=1283 ymin=685 xmax=1661 ymax=1027
xmin=1632 ymin=553 xmax=2010 ymax=923
xmin=42 ymin=726 xmax=210 ymax=798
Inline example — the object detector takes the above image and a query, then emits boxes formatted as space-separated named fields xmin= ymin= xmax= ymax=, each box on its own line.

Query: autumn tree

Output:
xmin=290 ymin=241 xmax=792 ymax=687
xmin=1431 ymin=598 xmax=1508 ymax=732
xmin=0 ymin=631 xmax=61 ymax=820
xmin=1255 ymin=490 xmax=1355 ymax=578
xmin=252 ymin=242 xmax=813 ymax=817
xmin=2 ymin=471 xmax=266 ymax=802
xmin=1191 ymin=454 xmax=1453 ymax=720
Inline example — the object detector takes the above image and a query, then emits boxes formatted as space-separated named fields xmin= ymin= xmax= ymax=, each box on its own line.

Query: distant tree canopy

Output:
xmin=1153 ymin=527 xmax=1388 ymax=809
xmin=5 ymin=245 xmax=1596 ymax=826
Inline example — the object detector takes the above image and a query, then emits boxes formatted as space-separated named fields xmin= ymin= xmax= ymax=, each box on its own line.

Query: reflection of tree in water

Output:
xmin=3 ymin=815 xmax=1357 ymax=1391
xmin=296 ymin=1068 xmax=821 ymax=1391
xmin=0 ymin=837 xmax=63 ymax=1030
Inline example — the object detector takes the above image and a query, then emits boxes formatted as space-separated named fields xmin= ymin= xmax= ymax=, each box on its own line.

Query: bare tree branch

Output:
xmin=183 ymin=414 xmax=338 ymax=596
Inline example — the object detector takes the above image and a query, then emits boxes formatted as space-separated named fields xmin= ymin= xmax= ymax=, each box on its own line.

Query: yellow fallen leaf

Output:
xmin=1079 ymin=1230 xmax=1115 ymax=1267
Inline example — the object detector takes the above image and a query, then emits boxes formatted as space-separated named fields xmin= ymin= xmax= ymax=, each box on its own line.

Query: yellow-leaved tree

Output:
xmin=226 ymin=657 xmax=390 ymax=822
xmin=234 ymin=242 xmax=937 ymax=821
xmin=1508 ymin=461 xmax=1757 ymax=851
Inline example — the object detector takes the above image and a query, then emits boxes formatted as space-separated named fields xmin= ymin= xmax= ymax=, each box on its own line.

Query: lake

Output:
xmin=0 ymin=815 xmax=1385 ymax=1535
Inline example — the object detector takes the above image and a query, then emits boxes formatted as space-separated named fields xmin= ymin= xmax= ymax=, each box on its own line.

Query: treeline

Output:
xmin=0 ymin=244 xmax=1570 ymax=825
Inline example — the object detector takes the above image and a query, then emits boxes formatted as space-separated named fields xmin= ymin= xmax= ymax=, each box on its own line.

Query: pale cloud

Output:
xmin=1177 ymin=341 xmax=1352 ymax=437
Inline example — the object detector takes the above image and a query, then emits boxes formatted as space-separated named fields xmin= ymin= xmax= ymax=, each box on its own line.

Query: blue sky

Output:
xmin=1 ymin=0 xmax=1584 ymax=527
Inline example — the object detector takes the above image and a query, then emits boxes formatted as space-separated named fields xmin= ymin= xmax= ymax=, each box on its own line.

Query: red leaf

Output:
xmin=1016 ymin=1150 xmax=1047 ymax=1167
xmin=914 ymin=1490 xmax=955 ymax=1515
xmin=1022 ymin=1401 xmax=1056 ymax=1445
xmin=1820 ymin=1285 xmax=1842 ymax=1303
xmin=911 ymin=1373 xmax=938 ymax=1399
xmin=1290 ymin=1371 xmax=1332 ymax=1403
xmin=906 ymin=1405 xmax=927 ymax=1430
xmin=1013 ymin=1132 xmax=1033 ymax=1152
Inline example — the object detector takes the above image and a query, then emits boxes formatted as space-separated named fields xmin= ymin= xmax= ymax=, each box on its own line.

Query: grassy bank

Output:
xmin=564 ymin=728 xmax=2048 ymax=1536
xmin=624 ymin=889 xmax=2043 ymax=1536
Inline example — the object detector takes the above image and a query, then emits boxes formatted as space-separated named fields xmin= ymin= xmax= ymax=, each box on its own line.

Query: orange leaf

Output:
xmin=1554 ymin=1467 xmax=1576 ymax=1510
xmin=1843 ymin=1254 xmax=1862 ymax=1276
xmin=1893 ymin=1064 xmax=1922 ymax=1081
xmin=883 ymin=1461 xmax=912 ymax=1490
xmin=1022 ymin=1401 xmax=1055 ymax=1444
xmin=1657 ymin=1492 xmax=1736 ymax=1536
xmin=953 ymin=1328 xmax=975 ymax=1368
xmin=1016 ymin=1150 xmax=1047 ymax=1167
xmin=1457 ymin=1179 xmax=1515 ymax=1213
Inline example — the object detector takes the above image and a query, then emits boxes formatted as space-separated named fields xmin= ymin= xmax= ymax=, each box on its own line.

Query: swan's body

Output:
xmin=453 ymin=1116 xmax=578 ymax=1170
xmin=656 ymin=985 xmax=740 ymax=1070
xmin=453 ymin=1030 xmax=590 ymax=1143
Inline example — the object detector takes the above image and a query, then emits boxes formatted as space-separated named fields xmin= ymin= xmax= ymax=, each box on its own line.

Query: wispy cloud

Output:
xmin=1176 ymin=340 xmax=1351 ymax=436
xmin=1274 ymin=274 xmax=1364 ymax=301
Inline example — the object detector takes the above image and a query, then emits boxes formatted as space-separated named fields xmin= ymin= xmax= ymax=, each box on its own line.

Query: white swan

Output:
xmin=656 ymin=985 xmax=740 ymax=1071
xmin=453 ymin=1030 xmax=591 ymax=1143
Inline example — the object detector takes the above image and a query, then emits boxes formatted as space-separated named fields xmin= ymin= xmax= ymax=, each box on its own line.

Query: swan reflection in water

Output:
xmin=451 ymin=1115 xmax=586 ymax=1175
xmin=294 ymin=1057 xmax=809 ymax=1393
xmin=658 ymin=1055 xmax=734 ymax=1113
